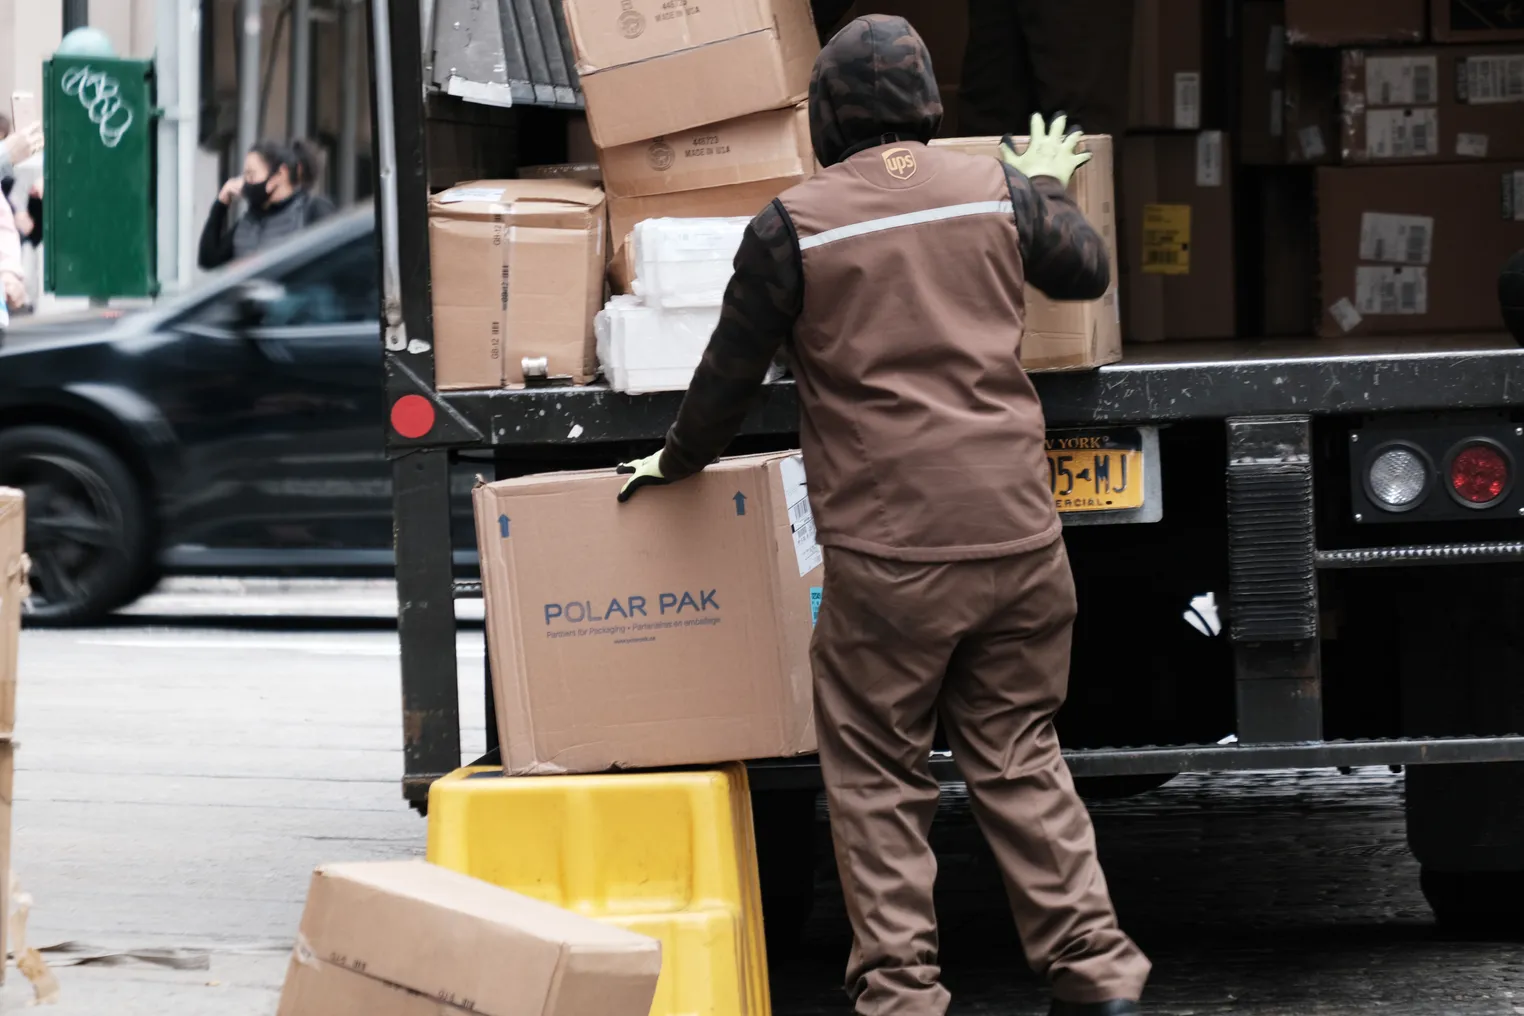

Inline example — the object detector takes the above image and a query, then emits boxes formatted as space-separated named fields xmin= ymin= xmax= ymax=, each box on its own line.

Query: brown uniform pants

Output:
xmin=811 ymin=538 xmax=1150 ymax=1013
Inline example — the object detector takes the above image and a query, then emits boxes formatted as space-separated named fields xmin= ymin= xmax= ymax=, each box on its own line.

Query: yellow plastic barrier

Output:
xmin=426 ymin=762 xmax=769 ymax=1016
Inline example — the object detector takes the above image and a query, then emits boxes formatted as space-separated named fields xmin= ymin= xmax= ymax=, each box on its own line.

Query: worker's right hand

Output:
xmin=219 ymin=177 xmax=242 ymax=205
xmin=1000 ymin=113 xmax=1091 ymax=189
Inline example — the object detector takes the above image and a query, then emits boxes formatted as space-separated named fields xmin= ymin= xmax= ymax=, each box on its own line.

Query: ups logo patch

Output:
xmin=881 ymin=147 xmax=917 ymax=180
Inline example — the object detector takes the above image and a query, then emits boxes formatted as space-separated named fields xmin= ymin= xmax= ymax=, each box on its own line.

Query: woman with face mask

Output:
xmin=197 ymin=139 xmax=334 ymax=270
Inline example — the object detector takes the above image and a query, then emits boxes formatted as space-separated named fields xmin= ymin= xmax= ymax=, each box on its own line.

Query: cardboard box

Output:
xmin=474 ymin=453 xmax=820 ymax=776
xmin=1316 ymin=163 xmax=1524 ymax=336
xmin=1284 ymin=47 xmax=1341 ymax=164
xmin=1340 ymin=47 xmax=1524 ymax=164
xmin=1238 ymin=3 xmax=1339 ymax=165
xmin=1121 ymin=133 xmax=1236 ymax=342
xmin=1130 ymin=0 xmax=1207 ymax=130
xmin=564 ymin=0 xmax=819 ymax=148
xmin=428 ymin=180 xmax=606 ymax=389
xmin=1285 ymin=0 xmax=1425 ymax=44
xmin=0 ymin=488 xmax=21 ymax=736
xmin=1433 ymin=0 xmax=1524 ymax=43
xmin=929 ymin=135 xmax=1121 ymax=371
xmin=278 ymin=861 xmax=661 ymax=1016
xmin=599 ymin=104 xmax=812 ymax=200
xmin=1239 ymin=1 xmax=1288 ymax=166
xmin=608 ymin=180 xmax=795 ymax=261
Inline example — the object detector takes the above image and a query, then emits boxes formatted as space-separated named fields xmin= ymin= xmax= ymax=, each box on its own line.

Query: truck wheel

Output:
xmin=0 ymin=426 xmax=150 ymax=626
xmin=1408 ymin=761 xmax=1524 ymax=939
xmin=751 ymin=787 xmax=818 ymax=955
xmin=1398 ymin=570 xmax=1524 ymax=939
xmin=1420 ymin=868 xmax=1524 ymax=939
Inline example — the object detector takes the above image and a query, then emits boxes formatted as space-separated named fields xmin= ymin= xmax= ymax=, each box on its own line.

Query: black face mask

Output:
xmin=242 ymin=179 xmax=271 ymax=211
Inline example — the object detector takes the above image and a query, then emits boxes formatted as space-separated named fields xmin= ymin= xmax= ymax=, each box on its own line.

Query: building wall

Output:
xmin=0 ymin=0 xmax=64 ymax=110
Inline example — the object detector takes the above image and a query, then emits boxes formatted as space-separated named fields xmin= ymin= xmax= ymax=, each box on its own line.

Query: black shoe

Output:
xmin=1049 ymin=1001 xmax=1140 ymax=1016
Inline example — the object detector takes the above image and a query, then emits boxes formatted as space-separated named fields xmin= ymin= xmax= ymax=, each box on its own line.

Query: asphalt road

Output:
xmin=4 ymin=580 xmax=1521 ymax=1014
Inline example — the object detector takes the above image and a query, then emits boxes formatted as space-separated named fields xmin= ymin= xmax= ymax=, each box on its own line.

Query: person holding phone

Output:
xmin=198 ymin=138 xmax=333 ymax=270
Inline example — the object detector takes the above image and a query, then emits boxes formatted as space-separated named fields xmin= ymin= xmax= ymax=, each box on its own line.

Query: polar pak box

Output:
xmin=278 ymin=861 xmax=660 ymax=1016
xmin=428 ymin=180 xmax=606 ymax=389
xmin=563 ymin=0 xmax=819 ymax=148
xmin=474 ymin=452 xmax=820 ymax=776
xmin=929 ymin=135 xmax=1121 ymax=371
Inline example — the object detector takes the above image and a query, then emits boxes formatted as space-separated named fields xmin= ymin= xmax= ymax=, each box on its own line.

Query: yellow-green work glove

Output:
xmin=616 ymin=452 xmax=668 ymax=503
xmin=999 ymin=113 xmax=1091 ymax=189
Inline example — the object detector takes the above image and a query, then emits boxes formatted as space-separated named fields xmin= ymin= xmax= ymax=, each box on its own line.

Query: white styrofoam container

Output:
xmin=631 ymin=217 xmax=750 ymax=309
xmin=596 ymin=296 xmax=722 ymax=394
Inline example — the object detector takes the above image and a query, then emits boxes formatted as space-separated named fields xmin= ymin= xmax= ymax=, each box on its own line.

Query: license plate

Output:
xmin=1046 ymin=428 xmax=1146 ymax=513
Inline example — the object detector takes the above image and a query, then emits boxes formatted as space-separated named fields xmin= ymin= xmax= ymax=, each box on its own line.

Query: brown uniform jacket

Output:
xmin=656 ymin=15 xmax=1111 ymax=561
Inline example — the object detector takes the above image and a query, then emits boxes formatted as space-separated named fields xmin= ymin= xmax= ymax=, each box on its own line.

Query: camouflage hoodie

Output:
xmin=807 ymin=14 xmax=943 ymax=167
xmin=655 ymin=15 xmax=1110 ymax=482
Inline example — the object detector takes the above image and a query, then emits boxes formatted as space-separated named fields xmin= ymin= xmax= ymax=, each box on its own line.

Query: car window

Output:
xmin=261 ymin=237 xmax=379 ymax=327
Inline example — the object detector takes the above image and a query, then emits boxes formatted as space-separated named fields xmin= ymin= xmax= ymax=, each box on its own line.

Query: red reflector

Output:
xmin=390 ymin=394 xmax=436 ymax=439
xmin=1449 ymin=443 xmax=1509 ymax=504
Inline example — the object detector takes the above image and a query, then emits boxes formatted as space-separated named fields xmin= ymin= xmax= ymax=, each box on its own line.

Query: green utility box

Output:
xmin=42 ymin=55 xmax=157 ymax=299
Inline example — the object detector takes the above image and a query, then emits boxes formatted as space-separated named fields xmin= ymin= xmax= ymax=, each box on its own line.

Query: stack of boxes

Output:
xmin=1121 ymin=0 xmax=1237 ymax=342
xmin=1244 ymin=0 xmax=1524 ymax=338
xmin=566 ymin=0 xmax=819 ymax=281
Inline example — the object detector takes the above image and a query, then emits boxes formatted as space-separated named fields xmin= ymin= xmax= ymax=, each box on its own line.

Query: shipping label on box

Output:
xmin=1141 ymin=204 xmax=1191 ymax=275
xmin=474 ymin=453 xmax=818 ymax=776
xmin=1457 ymin=54 xmax=1524 ymax=102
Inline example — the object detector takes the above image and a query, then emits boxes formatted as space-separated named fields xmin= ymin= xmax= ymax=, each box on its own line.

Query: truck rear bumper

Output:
xmin=741 ymin=736 xmax=1524 ymax=790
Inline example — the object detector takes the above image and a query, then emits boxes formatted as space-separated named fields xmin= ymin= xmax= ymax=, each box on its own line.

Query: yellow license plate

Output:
xmin=1046 ymin=428 xmax=1146 ymax=513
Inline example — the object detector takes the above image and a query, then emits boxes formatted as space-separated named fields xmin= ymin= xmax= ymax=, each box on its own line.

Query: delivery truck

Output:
xmin=370 ymin=0 xmax=1524 ymax=935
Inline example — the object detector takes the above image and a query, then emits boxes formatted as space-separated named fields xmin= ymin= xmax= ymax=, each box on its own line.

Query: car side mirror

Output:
xmin=231 ymin=279 xmax=286 ymax=329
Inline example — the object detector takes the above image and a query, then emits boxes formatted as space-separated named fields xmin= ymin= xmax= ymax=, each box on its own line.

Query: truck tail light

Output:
xmin=1350 ymin=424 xmax=1524 ymax=523
xmin=1366 ymin=444 xmax=1430 ymax=510
xmin=1447 ymin=441 xmax=1512 ymax=507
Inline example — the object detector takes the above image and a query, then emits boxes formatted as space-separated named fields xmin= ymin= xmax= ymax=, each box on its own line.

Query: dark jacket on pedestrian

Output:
xmin=655 ymin=14 xmax=1112 ymax=560
xmin=197 ymin=189 xmax=334 ymax=270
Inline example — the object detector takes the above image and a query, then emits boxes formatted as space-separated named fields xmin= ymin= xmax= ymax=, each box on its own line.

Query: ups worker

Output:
xmin=616 ymin=15 xmax=1149 ymax=1016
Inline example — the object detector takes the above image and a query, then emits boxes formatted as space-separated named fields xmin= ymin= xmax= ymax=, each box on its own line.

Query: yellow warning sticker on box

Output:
xmin=1141 ymin=203 xmax=1191 ymax=275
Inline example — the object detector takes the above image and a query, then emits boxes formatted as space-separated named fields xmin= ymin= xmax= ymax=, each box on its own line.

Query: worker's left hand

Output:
xmin=616 ymin=452 xmax=669 ymax=503
xmin=1000 ymin=113 xmax=1091 ymax=189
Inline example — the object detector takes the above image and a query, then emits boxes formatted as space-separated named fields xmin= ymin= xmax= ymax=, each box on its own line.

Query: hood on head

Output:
xmin=808 ymin=14 xmax=943 ymax=168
